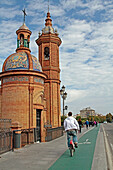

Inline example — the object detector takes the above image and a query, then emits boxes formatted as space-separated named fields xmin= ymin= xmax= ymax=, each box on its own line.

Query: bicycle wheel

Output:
xmin=70 ymin=145 xmax=73 ymax=157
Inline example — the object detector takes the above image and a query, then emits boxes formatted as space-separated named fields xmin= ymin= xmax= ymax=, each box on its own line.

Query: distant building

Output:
xmin=80 ymin=107 xmax=96 ymax=118
xmin=96 ymin=113 xmax=103 ymax=117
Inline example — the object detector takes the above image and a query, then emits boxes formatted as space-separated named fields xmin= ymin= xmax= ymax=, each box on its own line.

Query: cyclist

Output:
xmin=64 ymin=112 xmax=79 ymax=149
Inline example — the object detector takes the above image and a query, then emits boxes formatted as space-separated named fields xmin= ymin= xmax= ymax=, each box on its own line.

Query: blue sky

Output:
xmin=0 ymin=0 xmax=113 ymax=115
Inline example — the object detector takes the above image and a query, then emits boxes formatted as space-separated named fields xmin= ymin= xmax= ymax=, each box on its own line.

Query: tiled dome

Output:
xmin=19 ymin=23 xmax=29 ymax=30
xmin=3 ymin=52 xmax=42 ymax=72
xmin=31 ymin=54 xmax=42 ymax=71
xmin=42 ymin=26 xmax=55 ymax=34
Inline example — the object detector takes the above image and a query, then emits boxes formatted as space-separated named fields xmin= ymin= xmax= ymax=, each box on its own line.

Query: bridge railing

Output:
xmin=45 ymin=126 xmax=63 ymax=142
xmin=0 ymin=119 xmax=12 ymax=154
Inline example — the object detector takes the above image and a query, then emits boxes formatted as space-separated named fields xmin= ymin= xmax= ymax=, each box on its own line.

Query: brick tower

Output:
xmin=36 ymin=11 xmax=62 ymax=127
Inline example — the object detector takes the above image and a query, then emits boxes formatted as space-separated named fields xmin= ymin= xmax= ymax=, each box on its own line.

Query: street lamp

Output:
xmin=65 ymin=105 xmax=68 ymax=110
xmin=60 ymin=85 xmax=67 ymax=124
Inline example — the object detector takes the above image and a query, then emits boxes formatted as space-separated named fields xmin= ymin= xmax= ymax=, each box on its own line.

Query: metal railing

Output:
xmin=21 ymin=128 xmax=34 ymax=147
xmin=0 ymin=119 xmax=11 ymax=131
xmin=0 ymin=119 xmax=12 ymax=154
xmin=45 ymin=126 xmax=63 ymax=142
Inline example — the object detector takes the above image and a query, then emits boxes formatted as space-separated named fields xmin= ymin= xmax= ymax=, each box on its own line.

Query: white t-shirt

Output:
xmin=64 ymin=116 xmax=79 ymax=131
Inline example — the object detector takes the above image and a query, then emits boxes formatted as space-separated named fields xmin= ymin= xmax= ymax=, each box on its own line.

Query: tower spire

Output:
xmin=48 ymin=0 xmax=50 ymax=12
xmin=45 ymin=12 xmax=52 ymax=26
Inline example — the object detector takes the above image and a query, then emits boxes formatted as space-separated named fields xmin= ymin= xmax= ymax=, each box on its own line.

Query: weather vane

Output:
xmin=22 ymin=8 xmax=27 ymax=23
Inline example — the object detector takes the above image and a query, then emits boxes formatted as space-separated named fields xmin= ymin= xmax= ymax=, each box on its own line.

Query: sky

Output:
xmin=0 ymin=0 xmax=113 ymax=116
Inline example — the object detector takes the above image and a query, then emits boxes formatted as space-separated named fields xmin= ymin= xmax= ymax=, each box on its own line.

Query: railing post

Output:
xmin=34 ymin=128 xmax=36 ymax=142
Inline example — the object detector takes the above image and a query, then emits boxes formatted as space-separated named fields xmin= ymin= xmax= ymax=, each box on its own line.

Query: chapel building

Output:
xmin=0 ymin=10 xmax=62 ymax=144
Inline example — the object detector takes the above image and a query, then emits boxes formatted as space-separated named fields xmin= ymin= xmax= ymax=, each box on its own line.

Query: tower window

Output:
xmin=20 ymin=34 xmax=24 ymax=46
xmin=44 ymin=47 xmax=49 ymax=60
xmin=27 ymin=35 xmax=30 ymax=48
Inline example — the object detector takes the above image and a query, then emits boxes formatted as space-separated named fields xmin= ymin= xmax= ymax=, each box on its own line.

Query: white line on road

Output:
xmin=102 ymin=125 xmax=113 ymax=169
xmin=83 ymin=127 xmax=95 ymax=135
xmin=79 ymin=139 xmax=91 ymax=145
xmin=110 ymin=143 xmax=113 ymax=151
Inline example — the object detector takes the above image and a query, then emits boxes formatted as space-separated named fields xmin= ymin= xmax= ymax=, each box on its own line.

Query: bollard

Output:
xmin=13 ymin=130 xmax=21 ymax=149
xmin=11 ymin=121 xmax=22 ymax=150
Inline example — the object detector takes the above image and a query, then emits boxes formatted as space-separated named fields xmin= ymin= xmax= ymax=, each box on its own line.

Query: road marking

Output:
xmin=110 ymin=143 xmax=113 ymax=151
xmin=79 ymin=139 xmax=91 ymax=145
xmin=83 ymin=127 xmax=95 ymax=135
xmin=102 ymin=125 xmax=113 ymax=169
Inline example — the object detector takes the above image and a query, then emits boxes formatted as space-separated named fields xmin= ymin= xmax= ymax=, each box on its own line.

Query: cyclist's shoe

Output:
xmin=69 ymin=146 xmax=75 ymax=152
xmin=74 ymin=143 xmax=78 ymax=148
xmin=69 ymin=147 xmax=72 ymax=150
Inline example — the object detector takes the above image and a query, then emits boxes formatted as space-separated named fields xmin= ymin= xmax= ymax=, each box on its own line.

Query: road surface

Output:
xmin=103 ymin=122 xmax=113 ymax=166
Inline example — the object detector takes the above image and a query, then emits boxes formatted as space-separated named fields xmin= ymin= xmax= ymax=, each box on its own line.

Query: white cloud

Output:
xmin=0 ymin=20 xmax=21 ymax=62
xmin=0 ymin=6 xmax=20 ymax=19
xmin=66 ymin=89 xmax=87 ymax=103
xmin=59 ymin=14 xmax=113 ymax=115
xmin=60 ymin=0 xmax=82 ymax=10
xmin=0 ymin=0 xmax=15 ymax=5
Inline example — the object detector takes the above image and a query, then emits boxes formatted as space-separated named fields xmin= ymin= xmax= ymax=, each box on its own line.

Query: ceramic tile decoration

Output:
xmin=5 ymin=52 xmax=29 ymax=71
xmin=31 ymin=55 xmax=42 ymax=72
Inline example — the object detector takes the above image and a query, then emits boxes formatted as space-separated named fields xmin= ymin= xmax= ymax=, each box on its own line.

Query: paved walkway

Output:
xmin=0 ymin=124 xmax=107 ymax=170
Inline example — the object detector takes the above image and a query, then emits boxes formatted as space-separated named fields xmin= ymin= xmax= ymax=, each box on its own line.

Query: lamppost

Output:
xmin=60 ymin=85 xmax=67 ymax=124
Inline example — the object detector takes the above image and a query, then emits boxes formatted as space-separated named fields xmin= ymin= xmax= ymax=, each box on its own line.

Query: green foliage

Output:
xmin=81 ymin=118 xmax=87 ymax=124
xmin=61 ymin=115 xmax=67 ymax=123
xmin=76 ymin=116 xmax=81 ymax=121
xmin=106 ymin=113 xmax=113 ymax=123
xmin=80 ymin=115 xmax=106 ymax=123
xmin=98 ymin=115 xmax=106 ymax=123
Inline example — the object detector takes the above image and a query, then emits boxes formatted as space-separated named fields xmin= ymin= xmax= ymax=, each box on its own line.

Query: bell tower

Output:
xmin=36 ymin=11 xmax=62 ymax=127
xmin=16 ymin=9 xmax=32 ymax=54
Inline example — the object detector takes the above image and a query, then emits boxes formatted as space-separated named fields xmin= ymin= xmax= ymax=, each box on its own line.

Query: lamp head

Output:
xmin=60 ymin=89 xmax=64 ymax=96
xmin=62 ymin=85 xmax=65 ymax=92
xmin=63 ymin=92 xmax=67 ymax=100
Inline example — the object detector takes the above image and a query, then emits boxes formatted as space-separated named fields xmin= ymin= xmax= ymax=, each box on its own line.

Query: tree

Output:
xmin=98 ymin=115 xmax=106 ymax=123
xmin=106 ymin=113 xmax=113 ymax=123
xmin=61 ymin=115 xmax=67 ymax=126
xmin=76 ymin=116 xmax=81 ymax=121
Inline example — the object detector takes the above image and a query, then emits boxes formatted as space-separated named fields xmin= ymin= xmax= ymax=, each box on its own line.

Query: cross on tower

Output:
xmin=22 ymin=8 xmax=27 ymax=23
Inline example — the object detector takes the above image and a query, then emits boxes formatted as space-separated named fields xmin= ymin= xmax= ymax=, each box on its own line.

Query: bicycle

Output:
xmin=69 ymin=140 xmax=75 ymax=157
